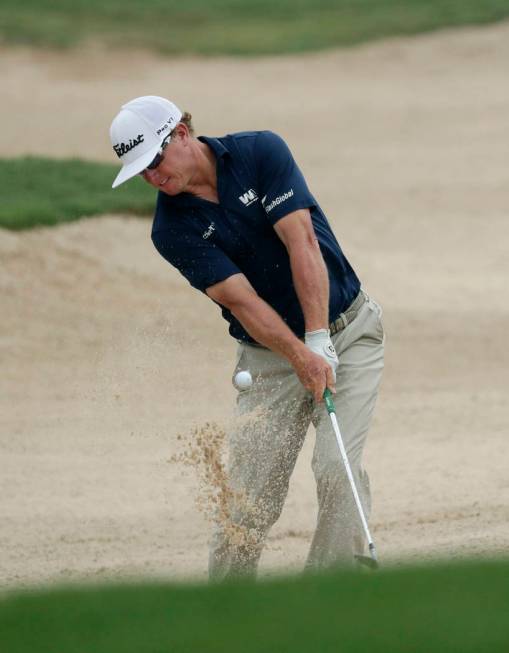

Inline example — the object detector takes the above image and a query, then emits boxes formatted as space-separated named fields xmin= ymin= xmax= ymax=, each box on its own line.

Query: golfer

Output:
xmin=109 ymin=96 xmax=384 ymax=579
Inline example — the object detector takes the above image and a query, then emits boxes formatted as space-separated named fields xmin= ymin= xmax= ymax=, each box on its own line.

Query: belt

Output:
xmin=329 ymin=290 xmax=367 ymax=336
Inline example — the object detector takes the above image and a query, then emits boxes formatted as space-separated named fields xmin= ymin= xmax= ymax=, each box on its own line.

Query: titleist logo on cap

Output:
xmin=113 ymin=134 xmax=144 ymax=158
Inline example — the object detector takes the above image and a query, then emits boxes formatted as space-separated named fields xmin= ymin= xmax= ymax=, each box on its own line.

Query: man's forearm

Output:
xmin=230 ymin=291 xmax=335 ymax=402
xmin=207 ymin=272 xmax=335 ymax=401
xmin=288 ymin=240 xmax=329 ymax=332
xmin=229 ymin=293 xmax=308 ymax=365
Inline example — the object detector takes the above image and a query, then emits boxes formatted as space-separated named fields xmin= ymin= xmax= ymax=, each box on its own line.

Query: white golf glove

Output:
xmin=305 ymin=329 xmax=339 ymax=381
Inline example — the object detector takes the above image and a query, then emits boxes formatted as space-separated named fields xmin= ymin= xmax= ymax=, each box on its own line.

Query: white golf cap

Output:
xmin=109 ymin=96 xmax=182 ymax=188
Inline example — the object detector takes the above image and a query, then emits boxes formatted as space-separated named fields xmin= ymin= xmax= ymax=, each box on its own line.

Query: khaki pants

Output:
xmin=209 ymin=292 xmax=385 ymax=580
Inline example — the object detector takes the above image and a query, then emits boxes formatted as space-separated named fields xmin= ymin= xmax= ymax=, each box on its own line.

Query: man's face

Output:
xmin=140 ymin=127 xmax=193 ymax=195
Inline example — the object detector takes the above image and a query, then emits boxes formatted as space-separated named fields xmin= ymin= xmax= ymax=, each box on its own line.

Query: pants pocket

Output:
xmin=366 ymin=298 xmax=385 ymax=343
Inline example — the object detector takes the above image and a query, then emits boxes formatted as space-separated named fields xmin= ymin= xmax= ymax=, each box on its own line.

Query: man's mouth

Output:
xmin=159 ymin=177 xmax=169 ymax=186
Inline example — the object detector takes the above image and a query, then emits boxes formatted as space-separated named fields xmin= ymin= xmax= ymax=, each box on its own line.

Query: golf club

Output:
xmin=323 ymin=388 xmax=379 ymax=570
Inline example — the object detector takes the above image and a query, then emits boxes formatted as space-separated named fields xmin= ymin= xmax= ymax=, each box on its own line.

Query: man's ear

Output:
xmin=173 ymin=122 xmax=189 ymax=142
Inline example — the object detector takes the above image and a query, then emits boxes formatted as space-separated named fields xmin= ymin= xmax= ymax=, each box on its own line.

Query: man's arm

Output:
xmin=206 ymin=273 xmax=334 ymax=402
xmin=273 ymin=207 xmax=338 ymax=388
xmin=273 ymin=208 xmax=329 ymax=332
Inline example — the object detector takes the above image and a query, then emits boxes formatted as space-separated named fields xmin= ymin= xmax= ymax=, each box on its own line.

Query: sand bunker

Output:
xmin=1 ymin=22 xmax=509 ymax=588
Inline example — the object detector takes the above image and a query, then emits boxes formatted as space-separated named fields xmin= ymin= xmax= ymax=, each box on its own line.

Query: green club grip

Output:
xmin=323 ymin=388 xmax=336 ymax=414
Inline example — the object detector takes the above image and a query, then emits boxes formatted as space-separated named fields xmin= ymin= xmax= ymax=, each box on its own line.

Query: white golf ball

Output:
xmin=234 ymin=370 xmax=253 ymax=390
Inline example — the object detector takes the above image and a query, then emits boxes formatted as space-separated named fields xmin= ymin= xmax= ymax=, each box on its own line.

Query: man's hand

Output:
xmin=304 ymin=329 xmax=339 ymax=381
xmin=292 ymin=347 xmax=336 ymax=404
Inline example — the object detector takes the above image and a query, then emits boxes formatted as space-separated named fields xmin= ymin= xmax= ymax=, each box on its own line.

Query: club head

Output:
xmin=355 ymin=554 xmax=379 ymax=571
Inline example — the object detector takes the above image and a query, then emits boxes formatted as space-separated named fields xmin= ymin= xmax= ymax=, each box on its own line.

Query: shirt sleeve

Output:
xmin=151 ymin=227 xmax=241 ymax=293
xmin=254 ymin=131 xmax=316 ymax=225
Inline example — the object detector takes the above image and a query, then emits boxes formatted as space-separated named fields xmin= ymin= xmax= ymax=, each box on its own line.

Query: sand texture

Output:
xmin=1 ymin=22 xmax=509 ymax=587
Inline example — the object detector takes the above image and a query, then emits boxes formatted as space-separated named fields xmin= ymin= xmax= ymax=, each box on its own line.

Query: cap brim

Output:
xmin=111 ymin=143 xmax=161 ymax=188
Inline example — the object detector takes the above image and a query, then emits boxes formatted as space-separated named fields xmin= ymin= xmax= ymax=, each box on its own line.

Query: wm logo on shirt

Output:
xmin=238 ymin=189 xmax=259 ymax=207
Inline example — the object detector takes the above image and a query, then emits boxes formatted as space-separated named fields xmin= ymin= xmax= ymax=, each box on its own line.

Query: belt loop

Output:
xmin=340 ymin=312 xmax=348 ymax=329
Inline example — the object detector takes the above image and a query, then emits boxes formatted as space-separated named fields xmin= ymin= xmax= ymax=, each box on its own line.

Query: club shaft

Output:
xmin=329 ymin=412 xmax=376 ymax=555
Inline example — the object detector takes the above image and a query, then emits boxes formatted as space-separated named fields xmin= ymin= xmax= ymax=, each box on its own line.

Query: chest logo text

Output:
xmin=239 ymin=189 xmax=258 ymax=207
xmin=202 ymin=223 xmax=216 ymax=239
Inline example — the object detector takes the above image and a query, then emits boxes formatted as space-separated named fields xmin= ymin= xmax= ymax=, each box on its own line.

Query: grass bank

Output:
xmin=0 ymin=0 xmax=508 ymax=56
xmin=1 ymin=560 xmax=508 ymax=653
xmin=0 ymin=157 xmax=154 ymax=230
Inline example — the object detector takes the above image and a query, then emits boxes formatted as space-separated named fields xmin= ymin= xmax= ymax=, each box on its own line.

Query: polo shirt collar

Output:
xmin=198 ymin=135 xmax=231 ymax=160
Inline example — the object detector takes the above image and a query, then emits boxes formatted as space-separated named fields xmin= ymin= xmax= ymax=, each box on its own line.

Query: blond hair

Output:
xmin=180 ymin=111 xmax=195 ymax=136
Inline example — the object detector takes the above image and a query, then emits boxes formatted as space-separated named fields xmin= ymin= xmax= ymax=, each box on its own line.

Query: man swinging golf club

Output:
xmin=109 ymin=95 xmax=385 ymax=579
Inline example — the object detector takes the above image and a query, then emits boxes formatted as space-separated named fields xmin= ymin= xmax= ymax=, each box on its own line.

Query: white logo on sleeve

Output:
xmin=239 ymin=189 xmax=258 ymax=206
xmin=265 ymin=189 xmax=294 ymax=213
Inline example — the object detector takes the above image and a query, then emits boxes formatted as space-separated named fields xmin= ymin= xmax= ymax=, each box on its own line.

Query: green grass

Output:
xmin=0 ymin=157 xmax=155 ymax=230
xmin=1 ymin=561 xmax=509 ymax=653
xmin=0 ymin=0 xmax=508 ymax=55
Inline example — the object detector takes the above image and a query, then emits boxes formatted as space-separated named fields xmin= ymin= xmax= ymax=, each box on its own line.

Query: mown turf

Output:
xmin=0 ymin=0 xmax=508 ymax=55
xmin=1 ymin=561 xmax=508 ymax=653
xmin=0 ymin=157 xmax=155 ymax=230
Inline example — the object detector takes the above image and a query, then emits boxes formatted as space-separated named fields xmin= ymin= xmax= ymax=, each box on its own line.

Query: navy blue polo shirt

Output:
xmin=151 ymin=131 xmax=360 ymax=344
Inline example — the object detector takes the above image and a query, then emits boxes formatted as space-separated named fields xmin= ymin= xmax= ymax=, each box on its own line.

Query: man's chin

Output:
xmin=159 ymin=181 xmax=179 ymax=196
